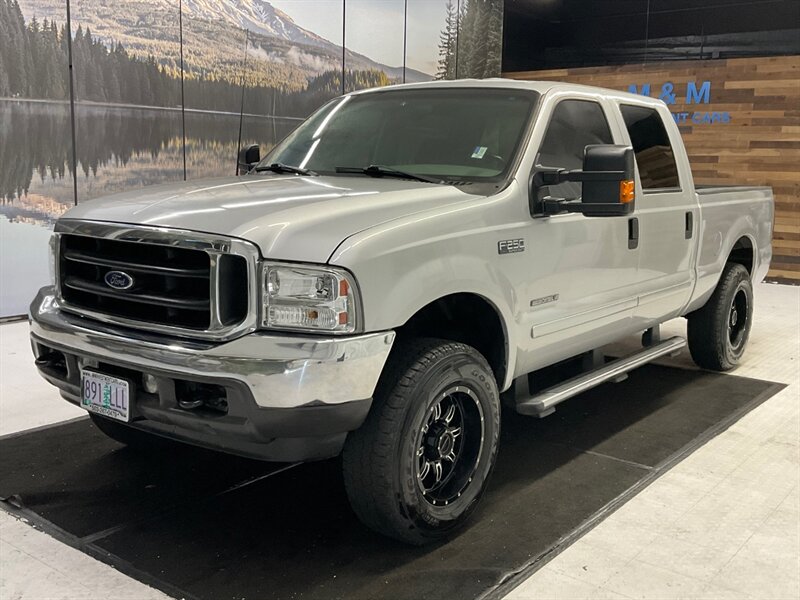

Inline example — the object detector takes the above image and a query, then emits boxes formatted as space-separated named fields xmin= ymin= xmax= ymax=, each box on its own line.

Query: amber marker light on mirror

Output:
xmin=620 ymin=180 xmax=635 ymax=203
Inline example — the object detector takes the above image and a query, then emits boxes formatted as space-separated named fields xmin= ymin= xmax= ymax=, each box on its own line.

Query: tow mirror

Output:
xmin=237 ymin=144 xmax=261 ymax=174
xmin=530 ymin=145 xmax=635 ymax=217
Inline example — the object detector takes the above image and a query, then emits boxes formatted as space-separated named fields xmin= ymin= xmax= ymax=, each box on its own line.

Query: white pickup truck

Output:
xmin=30 ymin=80 xmax=773 ymax=544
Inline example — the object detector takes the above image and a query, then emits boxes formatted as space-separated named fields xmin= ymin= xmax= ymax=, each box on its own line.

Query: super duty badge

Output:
xmin=498 ymin=239 xmax=525 ymax=254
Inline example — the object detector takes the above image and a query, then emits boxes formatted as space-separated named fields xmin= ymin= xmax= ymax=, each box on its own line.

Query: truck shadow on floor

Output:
xmin=0 ymin=364 xmax=782 ymax=600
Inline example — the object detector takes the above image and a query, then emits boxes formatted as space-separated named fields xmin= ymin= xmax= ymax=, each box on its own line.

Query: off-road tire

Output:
xmin=687 ymin=262 xmax=753 ymax=371
xmin=342 ymin=338 xmax=501 ymax=545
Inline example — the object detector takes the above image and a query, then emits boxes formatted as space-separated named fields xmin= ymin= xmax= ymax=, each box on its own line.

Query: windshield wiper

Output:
xmin=335 ymin=165 xmax=442 ymax=184
xmin=253 ymin=163 xmax=316 ymax=176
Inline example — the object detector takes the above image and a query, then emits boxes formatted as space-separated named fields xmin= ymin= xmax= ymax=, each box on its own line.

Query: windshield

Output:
xmin=261 ymin=88 xmax=538 ymax=183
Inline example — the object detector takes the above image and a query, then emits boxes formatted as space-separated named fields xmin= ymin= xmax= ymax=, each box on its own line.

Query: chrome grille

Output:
xmin=54 ymin=221 xmax=260 ymax=340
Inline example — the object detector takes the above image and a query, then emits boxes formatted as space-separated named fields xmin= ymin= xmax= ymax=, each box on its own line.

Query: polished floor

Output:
xmin=1 ymin=282 xmax=798 ymax=600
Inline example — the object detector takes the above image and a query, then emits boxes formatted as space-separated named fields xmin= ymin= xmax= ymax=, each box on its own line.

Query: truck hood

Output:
xmin=62 ymin=175 xmax=476 ymax=263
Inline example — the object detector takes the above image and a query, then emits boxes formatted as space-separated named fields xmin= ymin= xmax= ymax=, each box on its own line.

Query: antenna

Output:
xmin=179 ymin=0 xmax=187 ymax=180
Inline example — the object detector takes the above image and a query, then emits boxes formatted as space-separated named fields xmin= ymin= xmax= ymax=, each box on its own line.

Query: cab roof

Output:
xmin=351 ymin=78 xmax=664 ymax=108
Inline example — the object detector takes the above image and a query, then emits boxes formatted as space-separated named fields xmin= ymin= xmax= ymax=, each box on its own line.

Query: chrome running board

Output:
xmin=515 ymin=336 xmax=687 ymax=417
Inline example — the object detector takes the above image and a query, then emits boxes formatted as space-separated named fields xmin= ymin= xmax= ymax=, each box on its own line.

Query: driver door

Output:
xmin=516 ymin=95 xmax=641 ymax=372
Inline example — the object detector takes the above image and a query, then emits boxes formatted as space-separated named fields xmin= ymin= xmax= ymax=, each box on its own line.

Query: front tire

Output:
xmin=342 ymin=338 xmax=501 ymax=545
xmin=687 ymin=262 xmax=753 ymax=371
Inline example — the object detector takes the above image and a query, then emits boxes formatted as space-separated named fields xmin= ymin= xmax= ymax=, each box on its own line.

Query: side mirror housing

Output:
xmin=237 ymin=144 xmax=261 ymax=174
xmin=530 ymin=144 xmax=636 ymax=217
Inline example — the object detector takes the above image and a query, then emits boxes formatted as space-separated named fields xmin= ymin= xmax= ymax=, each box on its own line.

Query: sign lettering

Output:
xmin=627 ymin=81 xmax=730 ymax=126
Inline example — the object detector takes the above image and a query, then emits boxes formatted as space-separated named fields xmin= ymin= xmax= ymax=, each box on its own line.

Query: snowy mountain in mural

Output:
xmin=183 ymin=0 xmax=330 ymax=47
xmin=17 ymin=0 xmax=429 ymax=87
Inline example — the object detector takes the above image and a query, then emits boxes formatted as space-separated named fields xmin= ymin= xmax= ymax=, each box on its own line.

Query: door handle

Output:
xmin=628 ymin=217 xmax=639 ymax=250
xmin=685 ymin=211 xmax=693 ymax=239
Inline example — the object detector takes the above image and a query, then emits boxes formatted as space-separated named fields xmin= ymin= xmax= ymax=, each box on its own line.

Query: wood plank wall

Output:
xmin=505 ymin=55 xmax=800 ymax=283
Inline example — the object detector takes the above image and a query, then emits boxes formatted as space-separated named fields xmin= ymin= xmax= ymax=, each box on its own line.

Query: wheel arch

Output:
xmin=686 ymin=231 xmax=759 ymax=314
xmin=394 ymin=292 xmax=511 ymax=391
xmin=727 ymin=234 xmax=755 ymax=276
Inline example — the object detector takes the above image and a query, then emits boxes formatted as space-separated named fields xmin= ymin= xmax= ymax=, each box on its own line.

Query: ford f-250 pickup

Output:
xmin=30 ymin=80 xmax=773 ymax=544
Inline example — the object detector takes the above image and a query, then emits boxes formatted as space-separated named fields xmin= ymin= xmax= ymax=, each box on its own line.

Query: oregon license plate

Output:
xmin=81 ymin=370 xmax=131 ymax=422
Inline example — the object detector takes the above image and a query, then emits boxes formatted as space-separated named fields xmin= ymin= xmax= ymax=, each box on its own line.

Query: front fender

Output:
xmin=330 ymin=193 xmax=523 ymax=391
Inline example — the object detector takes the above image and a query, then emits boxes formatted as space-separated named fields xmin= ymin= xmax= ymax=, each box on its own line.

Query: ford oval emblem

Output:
xmin=104 ymin=270 xmax=134 ymax=290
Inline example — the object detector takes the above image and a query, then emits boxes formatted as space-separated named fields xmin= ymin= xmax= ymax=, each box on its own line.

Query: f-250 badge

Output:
xmin=531 ymin=294 xmax=559 ymax=307
xmin=498 ymin=239 xmax=525 ymax=254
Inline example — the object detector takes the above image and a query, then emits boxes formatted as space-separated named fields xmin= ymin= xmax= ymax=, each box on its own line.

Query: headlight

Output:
xmin=262 ymin=264 xmax=360 ymax=333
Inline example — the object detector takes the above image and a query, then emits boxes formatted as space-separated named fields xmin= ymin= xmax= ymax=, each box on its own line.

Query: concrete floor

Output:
xmin=1 ymin=282 xmax=798 ymax=600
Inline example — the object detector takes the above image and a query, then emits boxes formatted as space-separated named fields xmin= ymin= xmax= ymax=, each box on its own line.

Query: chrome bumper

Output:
xmin=30 ymin=287 xmax=395 ymax=410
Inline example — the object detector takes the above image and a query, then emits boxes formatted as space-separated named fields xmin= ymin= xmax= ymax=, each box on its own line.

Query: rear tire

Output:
xmin=687 ymin=262 xmax=753 ymax=371
xmin=342 ymin=338 xmax=501 ymax=545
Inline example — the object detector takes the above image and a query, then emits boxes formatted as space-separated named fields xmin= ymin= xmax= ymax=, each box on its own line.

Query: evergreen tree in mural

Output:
xmin=436 ymin=0 xmax=503 ymax=80
xmin=436 ymin=0 xmax=458 ymax=80
xmin=0 ymin=0 xmax=42 ymax=98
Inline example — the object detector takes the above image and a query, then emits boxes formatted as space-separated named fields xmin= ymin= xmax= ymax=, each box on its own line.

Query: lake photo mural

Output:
xmin=0 ymin=0 xmax=504 ymax=317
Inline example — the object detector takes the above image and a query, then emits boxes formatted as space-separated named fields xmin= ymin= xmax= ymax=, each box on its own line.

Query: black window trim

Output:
xmin=618 ymin=102 xmax=683 ymax=194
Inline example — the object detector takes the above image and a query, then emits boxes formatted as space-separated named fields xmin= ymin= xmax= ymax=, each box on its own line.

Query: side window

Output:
xmin=537 ymin=100 xmax=613 ymax=198
xmin=620 ymin=105 xmax=680 ymax=191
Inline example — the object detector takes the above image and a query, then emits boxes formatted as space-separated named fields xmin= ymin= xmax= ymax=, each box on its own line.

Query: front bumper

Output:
xmin=29 ymin=287 xmax=395 ymax=461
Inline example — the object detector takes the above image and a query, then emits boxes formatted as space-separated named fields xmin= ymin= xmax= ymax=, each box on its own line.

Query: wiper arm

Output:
xmin=335 ymin=165 xmax=442 ymax=184
xmin=253 ymin=163 xmax=316 ymax=176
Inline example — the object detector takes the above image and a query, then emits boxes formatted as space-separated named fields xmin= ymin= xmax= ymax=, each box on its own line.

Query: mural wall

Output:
xmin=0 ymin=0 xmax=504 ymax=317
xmin=503 ymin=0 xmax=800 ymax=283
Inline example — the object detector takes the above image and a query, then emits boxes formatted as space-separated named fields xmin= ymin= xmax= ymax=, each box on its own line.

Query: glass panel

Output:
xmin=1 ymin=0 xmax=73 ymax=316
xmin=405 ymin=0 xmax=451 ymax=81
xmin=241 ymin=0 xmax=344 ymax=163
xmin=502 ymin=0 xmax=648 ymax=71
xmin=182 ymin=9 xmax=248 ymax=180
xmin=265 ymin=88 xmax=537 ymax=182
xmin=538 ymin=100 xmax=613 ymax=198
xmin=70 ymin=0 xmax=183 ymax=201
xmin=456 ymin=0 xmax=504 ymax=78
xmin=620 ymin=104 xmax=680 ymax=190
xmin=344 ymin=0 xmax=404 ymax=92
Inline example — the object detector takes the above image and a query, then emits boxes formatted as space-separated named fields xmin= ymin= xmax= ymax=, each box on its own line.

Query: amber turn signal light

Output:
xmin=619 ymin=180 xmax=635 ymax=204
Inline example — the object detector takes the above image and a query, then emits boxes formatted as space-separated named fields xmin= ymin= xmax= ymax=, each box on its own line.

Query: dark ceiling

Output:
xmin=502 ymin=0 xmax=800 ymax=72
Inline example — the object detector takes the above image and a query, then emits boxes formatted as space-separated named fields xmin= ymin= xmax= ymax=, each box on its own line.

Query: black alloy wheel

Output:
xmin=415 ymin=385 xmax=484 ymax=507
xmin=342 ymin=338 xmax=501 ymax=545
xmin=728 ymin=287 xmax=749 ymax=351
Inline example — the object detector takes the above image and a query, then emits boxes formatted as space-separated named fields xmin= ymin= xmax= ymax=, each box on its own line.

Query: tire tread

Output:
xmin=687 ymin=262 xmax=751 ymax=371
xmin=342 ymin=337 xmax=495 ymax=544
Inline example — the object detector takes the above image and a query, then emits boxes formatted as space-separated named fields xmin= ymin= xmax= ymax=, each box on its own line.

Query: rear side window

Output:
xmin=620 ymin=105 xmax=680 ymax=190
xmin=537 ymin=100 xmax=613 ymax=198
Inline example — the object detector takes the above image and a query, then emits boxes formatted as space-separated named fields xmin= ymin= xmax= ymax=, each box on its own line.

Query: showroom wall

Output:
xmin=503 ymin=0 xmax=800 ymax=284
xmin=0 ymin=0 xmax=504 ymax=317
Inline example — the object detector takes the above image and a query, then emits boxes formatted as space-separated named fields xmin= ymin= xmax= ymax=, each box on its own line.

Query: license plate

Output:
xmin=81 ymin=370 xmax=131 ymax=422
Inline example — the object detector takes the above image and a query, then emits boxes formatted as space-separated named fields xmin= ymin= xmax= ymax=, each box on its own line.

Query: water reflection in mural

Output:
xmin=0 ymin=100 xmax=298 ymax=224
xmin=0 ymin=99 xmax=297 ymax=313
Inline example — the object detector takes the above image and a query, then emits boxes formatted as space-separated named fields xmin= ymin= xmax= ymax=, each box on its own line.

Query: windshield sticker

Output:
xmin=471 ymin=146 xmax=488 ymax=159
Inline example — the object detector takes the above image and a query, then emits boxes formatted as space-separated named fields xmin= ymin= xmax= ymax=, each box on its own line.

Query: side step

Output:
xmin=516 ymin=336 xmax=687 ymax=417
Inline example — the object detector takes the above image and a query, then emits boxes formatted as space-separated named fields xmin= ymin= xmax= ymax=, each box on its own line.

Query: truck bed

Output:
xmin=695 ymin=184 xmax=773 ymax=196
xmin=687 ymin=183 xmax=774 ymax=313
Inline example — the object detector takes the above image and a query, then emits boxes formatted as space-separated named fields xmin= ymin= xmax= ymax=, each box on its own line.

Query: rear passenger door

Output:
xmin=615 ymin=103 xmax=697 ymax=326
